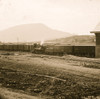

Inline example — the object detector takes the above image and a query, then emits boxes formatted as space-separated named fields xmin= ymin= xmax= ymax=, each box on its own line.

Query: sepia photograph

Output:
xmin=0 ymin=0 xmax=100 ymax=99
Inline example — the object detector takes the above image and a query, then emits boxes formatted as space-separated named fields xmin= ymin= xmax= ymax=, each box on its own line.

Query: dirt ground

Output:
xmin=0 ymin=87 xmax=42 ymax=99
xmin=0 ymin=51 xmax=100 ymax=99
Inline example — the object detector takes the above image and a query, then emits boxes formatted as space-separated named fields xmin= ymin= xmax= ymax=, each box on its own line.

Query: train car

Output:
xmin=5 ymin=45 xmax=10 ymax=51
xmin=63 ymin=46 xmax=74 ymax=55
xmin=85 ymin=46 xmax=95 ymax=57
xmin=73 ymin=46 xmax=95 ymax=57
xmin=25 ymin=45 xmax=30 ymax=52
xmin=27 ymin=45 xmax=32 ymax=51
xmin=18 ymin=45 xmax=24 ymax=51
xmin=13 ymin=45 xmax=17 ymax=51
xmin=45 ymin=45 xmax=64 ymax=55
xmin=45 ymin=46 xmax=54 ymax=55
xmin=0 ymin=45 xmax=3 ymax=50
xmin=23 ymin=45 xmax=28 ymax=51
xmin=9 ymin=45 xmax=13 ymax=51
xmin=45 ymin=45 xmax=73 ymax=55
xmin=2 ymin=45 xmax=6 ymax=50
xmin=53 ymin=45 xmax=64 ymax=55
xmin=0 ymin=45 xmax=2 ymax=50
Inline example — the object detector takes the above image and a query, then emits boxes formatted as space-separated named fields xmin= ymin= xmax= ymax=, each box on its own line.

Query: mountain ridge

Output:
xmin=0 ymin=23 xmax=72 ymax=42
xmin=45 ymin=35 xmax=95 ymax=46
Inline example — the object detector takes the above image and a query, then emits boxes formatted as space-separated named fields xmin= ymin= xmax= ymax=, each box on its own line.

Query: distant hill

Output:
xmin=0 ymin=23 xmax=72 ymax=42
xmin=0 ymin=41 xmax=2 ymax=44
xmin=45 ymin=35 xmax=95 ymax=46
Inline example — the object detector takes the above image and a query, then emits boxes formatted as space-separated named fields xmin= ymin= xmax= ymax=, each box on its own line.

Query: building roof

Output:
xmin=90 ymin=23 xmax=100 ymax=33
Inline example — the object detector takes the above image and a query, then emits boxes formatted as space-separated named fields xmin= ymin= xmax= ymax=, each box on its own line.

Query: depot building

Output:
xmin=90 ymin=23 xmax=100 ymax=58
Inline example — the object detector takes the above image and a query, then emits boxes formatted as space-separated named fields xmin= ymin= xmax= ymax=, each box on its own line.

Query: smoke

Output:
xmin=40 ymin=40 xmax=44 ymax=45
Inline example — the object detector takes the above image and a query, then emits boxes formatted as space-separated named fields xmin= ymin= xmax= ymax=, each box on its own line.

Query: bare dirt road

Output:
xmin=0 ymin=51 xmax=100 ymax=99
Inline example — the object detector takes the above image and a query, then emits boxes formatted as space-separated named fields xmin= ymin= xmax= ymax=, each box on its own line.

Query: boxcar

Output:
xmin=73 ymin=46 xmax=95 ymax=57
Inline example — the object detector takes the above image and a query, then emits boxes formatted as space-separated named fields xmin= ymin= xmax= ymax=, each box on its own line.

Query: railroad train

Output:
xmin=0 ymin=44 xmax=95 ymax=57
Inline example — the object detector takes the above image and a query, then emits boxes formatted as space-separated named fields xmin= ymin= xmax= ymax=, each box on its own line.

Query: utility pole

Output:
xmin=17 ymin=37 xmax=19 ymax=44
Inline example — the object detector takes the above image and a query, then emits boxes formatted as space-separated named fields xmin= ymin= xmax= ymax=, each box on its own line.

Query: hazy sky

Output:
xmin=0 ymin=0 xmax=100 ymax=35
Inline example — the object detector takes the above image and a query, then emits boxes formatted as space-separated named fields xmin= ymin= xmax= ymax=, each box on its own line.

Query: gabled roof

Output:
xmin=90 ymin=23 xmax=100 ymax=33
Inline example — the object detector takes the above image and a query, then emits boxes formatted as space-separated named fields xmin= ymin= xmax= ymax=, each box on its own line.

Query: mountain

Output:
xmin=45 ymin=35 xmax=95 ymax=46
xmin=0 ymin=23 xmax=72 ymax=42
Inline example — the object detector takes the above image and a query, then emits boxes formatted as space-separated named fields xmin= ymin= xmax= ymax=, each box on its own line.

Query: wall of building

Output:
xmin=95 ymin=33 xmax=100 ymax=57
